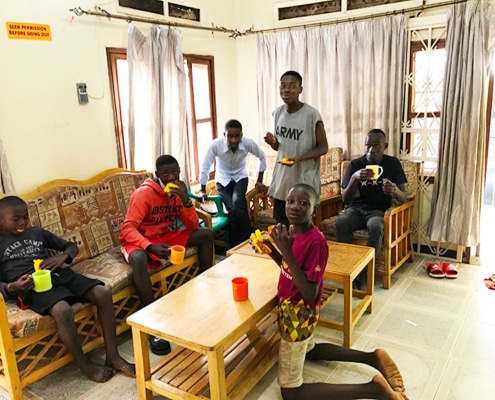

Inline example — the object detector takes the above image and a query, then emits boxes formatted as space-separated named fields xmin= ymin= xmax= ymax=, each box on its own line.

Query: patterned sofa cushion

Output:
xmin=320 ymin=147 xmax=343 ymax=185
xmin=25 ymin=172 xmax=151 ymax=265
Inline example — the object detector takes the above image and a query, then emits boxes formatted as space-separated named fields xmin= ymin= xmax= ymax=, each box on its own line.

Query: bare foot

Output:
xmin=80 ymin=361 xmax=115 ymax=382
xmin=374 ymin=349 xmax=406 ymax=395
xmin=372 ymin=375 xmax=407 ymax=400
xmin=105 ymin=356 xmax=136 ymax=378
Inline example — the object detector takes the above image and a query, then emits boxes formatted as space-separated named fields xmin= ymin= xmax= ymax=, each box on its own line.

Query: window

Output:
xmin=184 ymin=55 xmax=217 ymax=183
xmin=402 ymin=40 xmax=446 ymax=172
xmin=106 ymin=49 xmax=217 ymax=181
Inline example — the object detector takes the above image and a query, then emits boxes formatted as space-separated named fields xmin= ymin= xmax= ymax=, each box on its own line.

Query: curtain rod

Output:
xmin=252 ymin=0 xmax=467 ymax=35
xmin=69 ymin=6 xmax=252 ymax=38
xmin=70 ymin=0 xmax=466 ymax=39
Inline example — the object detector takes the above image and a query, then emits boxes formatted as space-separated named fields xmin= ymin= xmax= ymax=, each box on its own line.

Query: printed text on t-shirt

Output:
xmin=276 ymin=127 xmax=303 ymax=140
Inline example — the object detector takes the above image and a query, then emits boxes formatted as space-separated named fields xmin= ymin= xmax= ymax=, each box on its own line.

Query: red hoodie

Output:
xmin=119 ymin=178 xmax=199 ymax=250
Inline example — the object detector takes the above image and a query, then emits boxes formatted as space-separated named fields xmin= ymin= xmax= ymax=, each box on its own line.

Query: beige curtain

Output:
xmin=256 ymin=15 xmax=406 ymax=159
xmin=127 ymin=25 xmax=188 ymax=179
xmin=0 ymin=138 xmax=15 ymax=194
xmin=428 ymin=0 xmax=495 ymax=246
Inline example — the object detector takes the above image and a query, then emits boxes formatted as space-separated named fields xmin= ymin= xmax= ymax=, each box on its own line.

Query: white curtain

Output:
xmin=257 ymin=15 xmax=406 ymax=159
xmin=0 ymin=138 xmax=15 ymax=194
xmin=428 ymin=0 xmax=495 ymax=246
xmin=127 ymin=25 xmax=188 ymax=179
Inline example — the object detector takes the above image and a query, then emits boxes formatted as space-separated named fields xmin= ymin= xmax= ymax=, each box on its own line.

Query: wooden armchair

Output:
xmin=319 ymin=160 xmax=420 ymax=289
xmin=245 ymin=187 xmax=275 ymax=232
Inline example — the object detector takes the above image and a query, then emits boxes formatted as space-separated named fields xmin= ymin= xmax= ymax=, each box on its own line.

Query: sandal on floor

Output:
xmin=484 ymin=279 xmax=495 ymax=290
xmin=425 ymin=263 xmax=445 ymax=278
xmin=441 ymin=263 xmax=458 ymax=279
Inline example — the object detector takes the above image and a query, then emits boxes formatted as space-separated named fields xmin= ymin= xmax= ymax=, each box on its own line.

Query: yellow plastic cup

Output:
xmin=32 ymin=270 xmax=52 ymax=293
xmin=365 ymin=165 xmax=383 ymax=180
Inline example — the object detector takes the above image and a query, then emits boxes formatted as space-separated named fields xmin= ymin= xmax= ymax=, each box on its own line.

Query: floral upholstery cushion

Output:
xmin=256 ymin=209 xmax=276 ymax=232
xmin=25 ymin=171 xmax=151 ymax=265
xmin=320 ymin=147 xmax=343 ymax=185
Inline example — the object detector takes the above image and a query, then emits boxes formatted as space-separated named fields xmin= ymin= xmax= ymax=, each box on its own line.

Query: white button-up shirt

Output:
xmin=200 ymin=136 xmax=266 ymax=186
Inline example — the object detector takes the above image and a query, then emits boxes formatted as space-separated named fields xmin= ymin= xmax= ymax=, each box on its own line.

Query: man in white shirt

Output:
xmin=199 ymin=119 xmax=267 ymax=247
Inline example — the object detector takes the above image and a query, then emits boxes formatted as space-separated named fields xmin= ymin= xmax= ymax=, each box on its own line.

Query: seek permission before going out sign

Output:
xmin=6 ymin=22 xmax=52 ymax=41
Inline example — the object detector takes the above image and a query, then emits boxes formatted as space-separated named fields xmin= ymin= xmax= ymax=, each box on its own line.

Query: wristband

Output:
xmin=6 ymin=283 xmax=17 ymax=295
xmin=183 ymin=199 xmax=193 ymax=208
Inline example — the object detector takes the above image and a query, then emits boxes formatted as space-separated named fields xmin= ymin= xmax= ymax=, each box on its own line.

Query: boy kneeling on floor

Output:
xmin=264 ymin=184 xmax=408 ymax=400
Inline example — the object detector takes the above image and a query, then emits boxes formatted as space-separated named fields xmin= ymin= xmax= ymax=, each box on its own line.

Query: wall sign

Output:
xmin=6 ymin=22 xmax=52 ymax=41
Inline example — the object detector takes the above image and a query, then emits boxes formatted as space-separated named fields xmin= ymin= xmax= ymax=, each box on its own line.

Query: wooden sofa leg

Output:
xmin=382 ymin=275 xmax=391 ymax=290
xmin=0 ymin=296 xmax=23 ymax=400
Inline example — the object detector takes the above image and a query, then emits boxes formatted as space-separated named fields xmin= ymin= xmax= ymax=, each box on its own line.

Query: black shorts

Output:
xmin=17 ymin=268 xmax=103 ymax=316
xmin=273 ymin=198 xmax=288 ymax=223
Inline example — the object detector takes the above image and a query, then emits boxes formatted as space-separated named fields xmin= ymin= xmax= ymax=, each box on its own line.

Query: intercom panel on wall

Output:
xmin=76 ymin=83 xmax=88 ymax=104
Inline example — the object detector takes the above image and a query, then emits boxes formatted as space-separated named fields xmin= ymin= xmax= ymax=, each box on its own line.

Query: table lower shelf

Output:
xmin=147 ymin=311 xmax=280 ymax=400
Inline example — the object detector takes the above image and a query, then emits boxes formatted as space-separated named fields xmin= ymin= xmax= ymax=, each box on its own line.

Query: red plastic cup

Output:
xmin=232 ymin=277 xmax=248 ymax=302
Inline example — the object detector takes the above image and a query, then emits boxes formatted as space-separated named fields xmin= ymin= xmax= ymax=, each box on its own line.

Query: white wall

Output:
xmin=0 ymin=0 xmax=238 ymax=192
xmin=1 ymin=0 xmax=455 ymax=192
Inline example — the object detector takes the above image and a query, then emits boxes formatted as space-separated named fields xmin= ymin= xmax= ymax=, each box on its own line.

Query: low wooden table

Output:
xmin=227 ymin=240 xmax=375 ymax=348
xmin=126 ymin=254 xmax=280 ymax=400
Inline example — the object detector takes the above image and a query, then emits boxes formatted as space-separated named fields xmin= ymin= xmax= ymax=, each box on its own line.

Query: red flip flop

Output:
xmin=484 ymin=279 xmax=495 ymax=290
xmin=425 ymin=262 xmax=445 ymax=278
xmin=441 ymin=263 xmax=458 ymax=279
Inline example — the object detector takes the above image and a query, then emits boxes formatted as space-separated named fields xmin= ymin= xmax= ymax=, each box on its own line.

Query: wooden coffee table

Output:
xmin=126 ymin=254 xmax=280 ymax=400
xmin=227 ymin=240 xmax=374 ymax=347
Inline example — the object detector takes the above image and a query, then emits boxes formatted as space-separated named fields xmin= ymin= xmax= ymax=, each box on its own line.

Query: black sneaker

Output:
xmin=148 ymin=335 xmax=171 ymax=355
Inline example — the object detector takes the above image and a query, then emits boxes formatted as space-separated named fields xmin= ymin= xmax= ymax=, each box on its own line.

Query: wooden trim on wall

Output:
xmin=106 ymin=47 xmax=127 ymax=169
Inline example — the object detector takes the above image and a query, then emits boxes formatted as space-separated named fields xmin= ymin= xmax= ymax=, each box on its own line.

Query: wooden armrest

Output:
xmin=246 ymin=187 xmax=273 ymax=222
xmin=384 ymin=198 xmax=415 ymax=217
xmin=194 ymin=207 xmax=213 ymax=228
xmin=383 ymin=199 xmax=415 ymax=246
xmin=246 ymin=187 xmax=262 ymax=204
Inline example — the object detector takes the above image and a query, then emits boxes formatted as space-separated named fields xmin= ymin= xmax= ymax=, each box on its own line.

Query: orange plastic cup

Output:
xmin=169 ymin=245 xmax=186 ymax=264
xmin=232 ymin=277 xmax=248 ymax=302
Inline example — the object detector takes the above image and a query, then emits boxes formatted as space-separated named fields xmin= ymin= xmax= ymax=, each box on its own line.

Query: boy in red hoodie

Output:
xmin=119 ymin=155 xmax=214 ymax=355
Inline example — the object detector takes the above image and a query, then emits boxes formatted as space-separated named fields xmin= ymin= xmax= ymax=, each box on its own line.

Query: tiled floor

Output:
xmin=2 ymin=254 xmax=495 ymax=400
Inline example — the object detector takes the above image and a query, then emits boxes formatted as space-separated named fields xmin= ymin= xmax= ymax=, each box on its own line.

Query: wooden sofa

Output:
xmin=319 ymin=160 xmax=420 ymax=289
xmin=0 ymin=168 xmax=209 ymax=400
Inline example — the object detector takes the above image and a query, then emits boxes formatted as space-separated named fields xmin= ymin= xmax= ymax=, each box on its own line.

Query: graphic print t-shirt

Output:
xmin=277 ymin=227 xmax=328 ymax=341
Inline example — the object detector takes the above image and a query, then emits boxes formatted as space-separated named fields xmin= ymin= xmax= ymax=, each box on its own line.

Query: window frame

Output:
xmin=106 ymin=49 xmax=218 ymax=180
xmin=183 ymin=54 xmax=218 ymax=184
xmin=106 ymin=48 xmax=128 ymax=168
